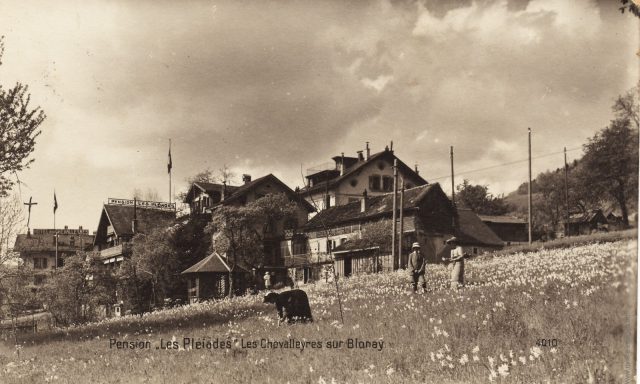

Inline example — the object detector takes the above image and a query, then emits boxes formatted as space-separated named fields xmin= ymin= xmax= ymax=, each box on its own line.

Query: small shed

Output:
xmin=181 ymin=252 xmax=251 ymax=302
xmin=563 ymin=209 xmax=608 ymax=236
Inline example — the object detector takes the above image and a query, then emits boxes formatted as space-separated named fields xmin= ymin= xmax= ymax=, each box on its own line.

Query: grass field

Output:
xmin=0 ymin=239 xmax=637 ymax=383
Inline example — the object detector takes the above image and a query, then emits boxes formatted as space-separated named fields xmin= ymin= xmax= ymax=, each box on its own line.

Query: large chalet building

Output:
xmin=294 ymin=183 xmax=503 ymax=280
xmin=93 ymin=198 xmax=177 ymax=265
xmin=300 ymin=144 xmax=427 ymax=211
xmin=181 ymin=173 xmax=315 ymax=301
xmin=13 ymin=226 xmax=94 ymax=286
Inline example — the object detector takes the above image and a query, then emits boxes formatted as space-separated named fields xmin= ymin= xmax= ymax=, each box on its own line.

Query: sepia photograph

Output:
xmin=0 ymin=0 xmax=638 ymax=383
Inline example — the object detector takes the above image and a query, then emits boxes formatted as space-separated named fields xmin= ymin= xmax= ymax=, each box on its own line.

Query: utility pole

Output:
xmin=528 ymin=128 xmax=533 ymax=244
xmin=564 ymin=147 xmax=570 ymax=237
xmin=450 ymin=146 xmax=457 ymax=230
xmin=392 ymin=159 xmax=398 ymax=270
xmin=168 ymin=139 xmax=173 ymax=205
xmin=450 ymin=146 xmax=455 ymax=203
xmin=398 ymin=178 xmax=404 ymax=269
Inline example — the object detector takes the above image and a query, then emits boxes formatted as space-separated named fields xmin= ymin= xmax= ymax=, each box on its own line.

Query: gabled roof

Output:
xmin=565 ymin=209 xmax=608 ymax=224
xmin=304 ymin=183 xmax=446 ymax=230
xmin=183 ymin=182 xmax=240 ymax=203
xmin=301 ymin=150 xmax=428 ymax=195
xmin=181 ymin=252 xmax=250 ymax=274
xmin=221 ymin=174 xmax=315 ymax=212
xmin=456 ymin=209 xmax=504 ymax=247
xmin=99 ymin=204 xmax=176 ymax=238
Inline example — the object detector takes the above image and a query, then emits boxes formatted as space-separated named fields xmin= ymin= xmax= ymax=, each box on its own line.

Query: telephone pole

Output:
xmin=564 ymin=147 xmax=570 ymax=237
xmin=398 ymin=178 xmax=404 ymax=269
xmin=392 ymin=159 xmax=398 ymax=270
xmin=528 ymin=128 xmax=533 ymax=244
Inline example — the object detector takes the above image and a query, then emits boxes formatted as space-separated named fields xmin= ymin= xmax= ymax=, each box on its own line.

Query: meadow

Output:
xmin=0 ymin=239 xmax=636 ymax=383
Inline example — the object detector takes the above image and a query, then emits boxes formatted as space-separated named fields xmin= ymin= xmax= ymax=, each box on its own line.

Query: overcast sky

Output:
xmin=0 ymin=0 xmax=637 ymax=232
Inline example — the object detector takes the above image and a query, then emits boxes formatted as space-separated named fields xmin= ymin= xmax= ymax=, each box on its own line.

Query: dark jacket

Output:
xmin=408 ymin=250 xmax=426 ymax=274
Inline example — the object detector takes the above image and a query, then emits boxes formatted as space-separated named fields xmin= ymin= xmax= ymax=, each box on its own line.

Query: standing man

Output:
xmin=445 ymin=237 xmax=467 ymax=289
xmin=408 ymin=242 xmax=427 ymax=293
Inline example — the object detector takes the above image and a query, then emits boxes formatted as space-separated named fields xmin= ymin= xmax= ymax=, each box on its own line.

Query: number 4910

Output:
xmin=536 ymin=339 xmax=558 ymax=347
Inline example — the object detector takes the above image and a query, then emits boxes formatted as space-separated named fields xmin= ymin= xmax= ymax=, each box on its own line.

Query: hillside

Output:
xmin=1 ymin=240 xmax=636 ymax=383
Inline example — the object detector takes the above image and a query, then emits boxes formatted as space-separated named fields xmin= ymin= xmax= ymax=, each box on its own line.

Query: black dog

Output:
xmin=263 ymin=289 xmax=313 ymax=325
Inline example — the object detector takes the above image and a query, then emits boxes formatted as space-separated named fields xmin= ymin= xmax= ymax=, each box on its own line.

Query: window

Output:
xmin=34 ymin=257 xmax=48 ymax=269
xmin=369 ymin=175 xmax=381 ymax=191
xmin=293 ymin=240 xmax=306 ymax=255
xmin=70 ymin=237 xmax=75 ymax=247
xmin=350 ymin=179 xmax=358 ymax=187
xmin=382 ymin=176 xmax=393 ymax=192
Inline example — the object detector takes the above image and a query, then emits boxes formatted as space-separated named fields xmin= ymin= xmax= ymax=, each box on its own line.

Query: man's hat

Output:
xmin=412 ymin=242 xmax=420 ymax=248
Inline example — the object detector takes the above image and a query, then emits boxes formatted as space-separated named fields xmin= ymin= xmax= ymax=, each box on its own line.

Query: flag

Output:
xmin=53 ymin=192 xmax=58 ymax=213
xmin=167 ymin=146 xmax=172 ymax=174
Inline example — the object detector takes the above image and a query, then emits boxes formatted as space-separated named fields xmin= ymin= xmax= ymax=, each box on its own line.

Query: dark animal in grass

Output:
xmin=263 ymin=289 xmax=313 ymax=326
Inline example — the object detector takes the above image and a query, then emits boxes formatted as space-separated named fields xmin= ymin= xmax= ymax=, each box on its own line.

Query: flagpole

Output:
xmin=54 ymin=190 xmax=58 ymax=270
xmin=169 ymin=139 xmax=171 ymax=204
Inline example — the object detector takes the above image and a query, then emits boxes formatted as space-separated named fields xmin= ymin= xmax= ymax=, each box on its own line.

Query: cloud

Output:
xmin=0 ymin=0 xmax=636 ymax=229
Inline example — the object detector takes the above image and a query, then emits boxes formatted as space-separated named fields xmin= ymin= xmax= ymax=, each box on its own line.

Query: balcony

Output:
xmin=99 ymin=243 xmax=132 ymax=260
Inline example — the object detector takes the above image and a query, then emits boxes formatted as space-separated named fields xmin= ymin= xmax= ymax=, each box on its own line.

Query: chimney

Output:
xmin=360 ymin=189 xmax=368 ymax=213
xmin=340 ymin=152 xmax=345 ymax=176
xmin=385 ymin=145 xmax=389 ymax=152
xmin=242 ymin=174 xmax=252 ymax=185
xmin=366 ymin=142 xmax=370 ymax=160
xmin=79 ymin=226 xmax=83 ymax=231
xmin=357 ymin=150 xmax=364 ymax=162
xmin=390 ymin=140 xmax=394 ymax=152
xmin=415 ymin=163 xmax=419 ymax=175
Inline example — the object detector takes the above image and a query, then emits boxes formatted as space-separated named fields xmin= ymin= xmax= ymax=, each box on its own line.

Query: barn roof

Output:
xmin=456 ymin=209 xmax=504 ymax=247
xmin=565 ymin=209 xmax=608 ymax=224
xmin=479 ymin=215 xmax=527 ymax=225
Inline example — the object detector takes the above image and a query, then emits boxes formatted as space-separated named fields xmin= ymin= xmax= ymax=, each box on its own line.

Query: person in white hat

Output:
xmin=445 ymin=237 xmax=467 ymax=289
xmin=408 ymin=242 xmax=427 ymax=293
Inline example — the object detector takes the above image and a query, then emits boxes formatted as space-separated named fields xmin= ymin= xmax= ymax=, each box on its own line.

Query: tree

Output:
xmin=0 ymin=37 xmax=46 ymax=196
xmin=455 ymin=179 xmax=511 ymax=215
xmin=531 ymin=165 xmax=592 ymax=235
xmin=359 ymin=220 xmax=392 ymax=251
xmin=619 ymin=0 xmax=640 ymax=17
xmin=612 ymin=86 xmax=639 ymax=130
xmin=578 ymin=117 xmax=639 ymax=226
xmin=130 ymin=227 xmax=181 ymax=308
xmin=0 ymin=262 xmax=38 ymax=320
xmin=39 ymin=252 xmax=117 ymax=325
xmin=132 ymin=188 xmax=160 ymax=201
xmin=207 ymin=193 xmax=297 ymax=297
